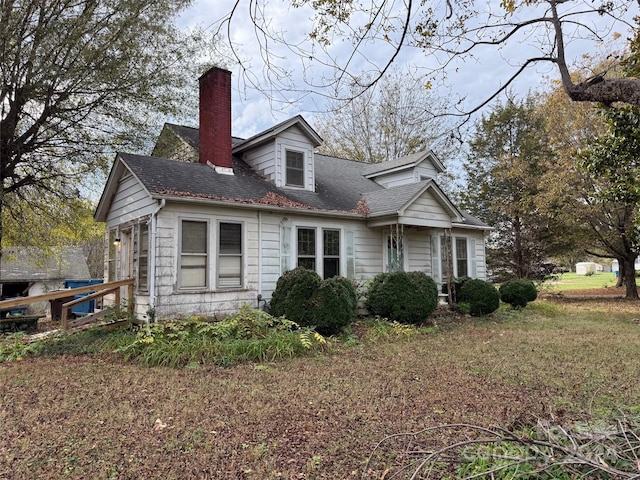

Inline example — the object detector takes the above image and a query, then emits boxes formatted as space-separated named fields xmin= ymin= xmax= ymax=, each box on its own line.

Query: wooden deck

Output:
xmin=0 ymin=279 xmax=134 ymax=330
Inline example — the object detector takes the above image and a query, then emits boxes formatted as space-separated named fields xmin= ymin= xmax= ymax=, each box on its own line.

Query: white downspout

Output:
xmin=148 ymin=199 xmax=166 ymax=321
xmin=257 ymin=210 xmax=263 ymax=306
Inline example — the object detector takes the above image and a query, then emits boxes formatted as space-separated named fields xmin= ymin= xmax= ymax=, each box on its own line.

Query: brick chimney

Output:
xmin=199 ymin=67 xmax=233 ymax=174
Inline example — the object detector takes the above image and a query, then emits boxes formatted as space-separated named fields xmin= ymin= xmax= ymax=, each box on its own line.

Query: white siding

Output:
xmin=243 ymin=142 xmax=276 ymax=182
xmin=151 ymin=204 xmax=262 ymax=320
xmin=373 ymin=169 xmax=416 ymax=188
xmin=415 ymin=162 xmax=439 ymax=180
xmin=371 ymin=160 xmax=441 ymax=188
xmin=406 ymin=229 xmax=431 ymax=275
xmin=401 ymin=190 xmax=452 ymax=228
xmin=275 ymin=125 xmax=315 ymax=190
xmin=105 ymin=173 xmax=156 ymax=227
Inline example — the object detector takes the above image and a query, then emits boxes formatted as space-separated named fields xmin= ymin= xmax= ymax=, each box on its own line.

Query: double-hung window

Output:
xmin=455 ymin=238 xmax=468 ymax=278
xmin=180 ymin=220 xmax=208 ymax=288
xmin=440 ymin=235 xmax=469 ymax=280
xmin=285 ymin=150 xmax=305 ymax=187
xmin=297 ymin=228 xmax=316 ymax=270
xmin=323 ymin=229 xmax=340 ymax=278
xmin=218 ymin=222 xmax=243 ymax=288
xmin=108 ymin=230 xmax=117 ymax=282
xmin=297 ymin=227 xmax=341 ymax=279
xmin=136 ymin=223 xmax=149 ymax=291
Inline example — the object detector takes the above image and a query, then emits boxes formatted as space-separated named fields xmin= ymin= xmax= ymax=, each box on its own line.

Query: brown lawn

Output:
xmin=2 ymin=297 xmax=640 ymax=479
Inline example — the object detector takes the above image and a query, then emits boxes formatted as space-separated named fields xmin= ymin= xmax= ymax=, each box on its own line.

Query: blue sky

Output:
xmin=177 ymin=0 xmax=636 ymax=140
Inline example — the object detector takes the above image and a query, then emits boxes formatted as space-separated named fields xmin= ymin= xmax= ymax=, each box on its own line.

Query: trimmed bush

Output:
xmin=270 ymin=267 xmax=321 ymax=323
xmin=270 ymin=268 xmax=357 ymax=335
xmin=366 ymin=271 xmax=438 ymax=325
xmin=458 ymin=279 xmax=500 ymax=317
xmin=310 ymin=276 xmax=358 ymax=335
xmin=441 ymin=276 xmax=472 ymax=303
xmin=499 ymin=279 xmax=538 ymax=308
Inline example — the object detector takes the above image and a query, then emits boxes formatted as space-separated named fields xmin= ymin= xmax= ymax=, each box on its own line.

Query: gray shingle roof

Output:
xmin=120 ymin=152 xmax=382 ymax=213
xmin=362 ymin=182 xmax=426 ymax=215
xmin=108 ymin=124 xmax=489 ymax=229
xmin=362 ymin=150 xmax=444 ymax=176
xmin=165 ymin=123 xmax=245 ymax=150
xmin=0 ymin=247 xmax=90 ymax=283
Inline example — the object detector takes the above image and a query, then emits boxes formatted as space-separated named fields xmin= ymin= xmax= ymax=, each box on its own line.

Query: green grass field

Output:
xmin=544 ymin=271 xmax=618 ymax=291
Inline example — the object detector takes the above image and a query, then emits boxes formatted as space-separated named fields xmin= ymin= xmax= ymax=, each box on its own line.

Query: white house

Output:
xmin=94 ymin=67 xmax=491 ymax=321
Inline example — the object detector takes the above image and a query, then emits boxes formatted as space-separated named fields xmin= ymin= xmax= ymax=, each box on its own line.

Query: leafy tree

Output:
xmin=2 ymin=193 xmax=105 ymax=277
xmin=461 ymin=97 xmax=557 ymax=279
xmin=1 ymin=0 xmax=214 ymax=254
xmin=534 ymin=66 xmax=615 ymax=271
xmin=314 ymin=71 xmax=454 ymax=163
xmin=577 ymin=106 xmax=640 ymax=299
xmin=219 ymin=0 xmax=637 ymax=112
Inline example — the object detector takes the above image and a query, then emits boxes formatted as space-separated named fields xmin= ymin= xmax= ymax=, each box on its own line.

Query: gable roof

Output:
xmin=232 ymin=115 xmax=323 ymax=154
xmin=94 ymin=151 xmax=384 ymax=221
xmin=363 ymin=150 xmax=445 ymax=178
xmin=0 ymin=247 xmax=90 ymax=283
xmin=96 ymin=120 xmax=490 ymax=230
xmin=363 ymin=179 xmax=463 ymax=221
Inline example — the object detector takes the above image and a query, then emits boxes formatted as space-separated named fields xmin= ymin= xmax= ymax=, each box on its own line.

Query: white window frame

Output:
xmin=440 ymin=235 xmax=472 ymax=280
xmin=385 ymin=235 xmax=405 ymax=273
xmin=296 ymin=227 xmax=317 ymax=271
xmin=179 ymin=219 xmax=209 ymax=290
xmin=322 ymin=229 xmax=341 ymax=279
xmin=217 ymin=221 xmax=244 ymax=289
xmin=285 ymin=149 xmax=305 ymax=188
xmin=135 ymin=222 xmax=149 ymax=292
xmin=295 ymin=226 xmax=343 ymax=279
xmin=454 ymin=237 xmax=469 ymax=278
xmin=107 ymin=229 xmax=117 ymax=282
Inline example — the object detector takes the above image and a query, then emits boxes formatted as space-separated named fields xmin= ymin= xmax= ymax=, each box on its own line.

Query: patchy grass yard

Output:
xmin=543 ymin=271 xmax=618 ymax=292
xmin=2 ymin=298 xmax=640 ymax=479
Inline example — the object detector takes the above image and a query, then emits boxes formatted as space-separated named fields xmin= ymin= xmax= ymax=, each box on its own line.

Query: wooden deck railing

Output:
xmin=0 ymin=279 xmax=134 ymax=330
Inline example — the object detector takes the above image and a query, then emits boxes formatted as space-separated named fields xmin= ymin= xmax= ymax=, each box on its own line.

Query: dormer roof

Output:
xmin=363 ymin=179 xmax=464 ymax=221
xmin=363 ymin=150 xmax=445 ymax=178
xmin=232 ymin=115 xmax=323 ymax=154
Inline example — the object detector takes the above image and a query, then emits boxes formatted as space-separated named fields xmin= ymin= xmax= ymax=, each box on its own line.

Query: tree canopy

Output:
xmin=1 ymin=0 xmax=215 ymax=252
xmin=314 ymin=71 xmax=454 ymax=163
xmin=460 ymin=96 xmax=558 ymax=279
xmin=218 ymin=0 xmax=638 ymax=113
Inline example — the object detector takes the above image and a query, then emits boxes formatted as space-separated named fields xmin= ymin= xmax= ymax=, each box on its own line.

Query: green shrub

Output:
xmin=499 ymin=279 xmax=538 ymax=308
xmin=0 ymin=333 xmax=41 ymax=362
xmin=458 ymin=279 xmax=500 ymax=317
xmin=366 ymin=271 xmax=438 ymax=325
xmin=310 ymin=276 xmax=357 ymax=335
xmin=115 ymin=305 xmax=326 ymax=367
xmin=269 ymin=267 xmax=321 ymax=323
xmin=441 ymin=276 xmax=472 ymax=303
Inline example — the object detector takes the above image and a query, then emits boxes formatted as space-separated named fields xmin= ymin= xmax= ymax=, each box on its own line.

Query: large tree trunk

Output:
xmin=616 ymin=257 xmax=625 ymax=288
xmin=622 ymin=256 xmax=639 ymax=300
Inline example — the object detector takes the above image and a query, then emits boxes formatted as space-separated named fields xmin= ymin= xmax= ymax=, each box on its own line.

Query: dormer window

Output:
xmin=285 ymin=150 xmax=305 ymax=187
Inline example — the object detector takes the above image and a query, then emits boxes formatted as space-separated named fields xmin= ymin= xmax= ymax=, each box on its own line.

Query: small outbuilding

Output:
xmin=575 ymin=262 xmax=597 ymax=276
xmin=0 ymin=247 xmax=91 ymax=316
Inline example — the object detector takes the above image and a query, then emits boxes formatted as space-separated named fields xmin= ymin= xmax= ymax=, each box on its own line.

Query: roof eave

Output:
xmin=451 ymin=222 xmax=493 ymax=231
xmin=232 ymin=116 xmax=323 ymax=154
xmin=149 ymin=193 xmax=364 ymax=219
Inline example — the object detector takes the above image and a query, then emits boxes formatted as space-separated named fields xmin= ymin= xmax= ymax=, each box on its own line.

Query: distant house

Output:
xmin=0 ymin=246 xmax=91 ymax=315
xmin=94 ymin=67 xmax=491 ymax=321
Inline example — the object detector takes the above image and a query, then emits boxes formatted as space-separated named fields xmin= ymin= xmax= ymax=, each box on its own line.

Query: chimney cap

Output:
xmin=198 ymin=66 xmax=232 ymax=83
